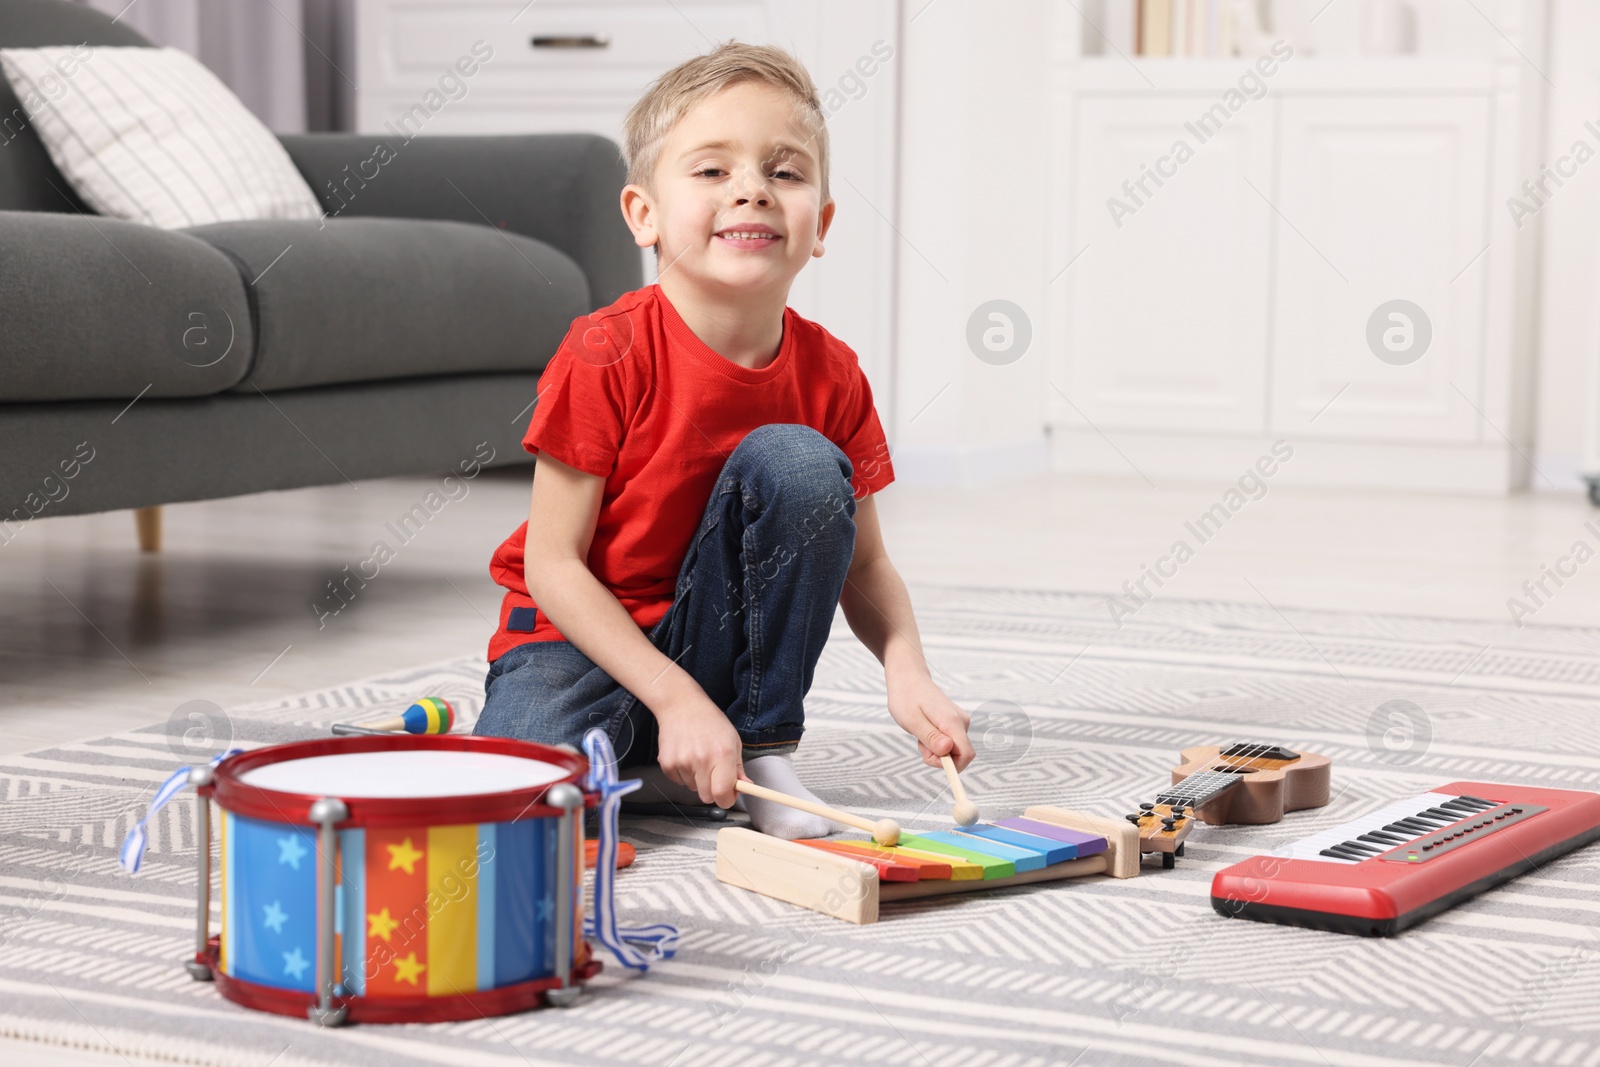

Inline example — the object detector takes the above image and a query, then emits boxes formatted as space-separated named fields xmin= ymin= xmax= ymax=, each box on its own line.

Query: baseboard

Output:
xmin=1048 ymin=428 xmax=1531 ymax=495
xmin=1529 ymin=451 xmax=1595 ymax=494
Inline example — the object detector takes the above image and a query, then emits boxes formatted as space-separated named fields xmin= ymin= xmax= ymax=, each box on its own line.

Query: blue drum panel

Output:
xmin=490 ymin=817 xmax=557 ymax=986
xmin=224 ymin=812 xmax=318 ymax=993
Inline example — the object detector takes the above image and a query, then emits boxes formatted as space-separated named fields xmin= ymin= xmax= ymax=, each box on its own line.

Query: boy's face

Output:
xmin=623 ymin=80 xmax=834 ymax=300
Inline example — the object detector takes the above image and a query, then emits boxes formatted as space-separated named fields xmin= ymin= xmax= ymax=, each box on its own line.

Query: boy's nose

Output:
xmin=731 ymin=165 xmax=771 ymax=205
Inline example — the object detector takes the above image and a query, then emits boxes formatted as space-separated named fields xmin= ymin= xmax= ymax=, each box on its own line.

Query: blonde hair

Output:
xmin=622 ymin=41 xmax=830 ymax=206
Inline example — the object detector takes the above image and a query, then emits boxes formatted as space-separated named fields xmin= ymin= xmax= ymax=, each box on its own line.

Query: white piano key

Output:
xmin=1278 ymin=792 xmax=1467 ymax=864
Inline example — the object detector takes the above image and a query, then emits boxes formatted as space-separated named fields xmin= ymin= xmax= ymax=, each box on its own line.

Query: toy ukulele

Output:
xmin=1129 ymin=742 xmax=1332 ymax=868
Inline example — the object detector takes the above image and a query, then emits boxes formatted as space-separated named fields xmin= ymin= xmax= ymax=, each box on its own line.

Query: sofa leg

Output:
xmin=134 ymin=507 xmax=162 ymax=553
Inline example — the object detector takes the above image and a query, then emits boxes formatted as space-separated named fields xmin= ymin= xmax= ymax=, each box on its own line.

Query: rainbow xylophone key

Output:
xmin=795 ymin=819 xmax=1108 ymax=884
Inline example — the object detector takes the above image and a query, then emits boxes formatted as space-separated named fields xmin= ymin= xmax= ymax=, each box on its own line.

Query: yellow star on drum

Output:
xmin=392 ymin=951 xmax=426 ymax=987
xmin=386 ymin=836 xmax=424 ymax=875
xmin=367 ymin=906 xmax=399 ymax=942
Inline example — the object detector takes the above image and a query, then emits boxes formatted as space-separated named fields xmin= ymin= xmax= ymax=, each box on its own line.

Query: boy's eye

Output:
xmin=691 ymin=166 xmax=803 ymax=180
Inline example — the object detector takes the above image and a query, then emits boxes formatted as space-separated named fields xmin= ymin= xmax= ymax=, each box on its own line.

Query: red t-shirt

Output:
xmin=486 ymin=284 xmax=895 ymax=661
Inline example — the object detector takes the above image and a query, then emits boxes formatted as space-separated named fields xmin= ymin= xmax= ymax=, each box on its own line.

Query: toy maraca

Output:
xmin=331 ymin=697 xmax=454 ymax=736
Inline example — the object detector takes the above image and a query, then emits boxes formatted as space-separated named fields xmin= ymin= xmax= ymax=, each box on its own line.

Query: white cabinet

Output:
xmin=1063 ymin=90 xmax=1492 ymax=450
xmin=1270 ymin=96 xmax=1490 ymax=443
xmin=1067 ymin=96 xmax=1274 ymax=434
xmin=352 ymin=1 xmax=782 ymax=140
xmin=1049 ymin=19 xmax=1543 ymax=492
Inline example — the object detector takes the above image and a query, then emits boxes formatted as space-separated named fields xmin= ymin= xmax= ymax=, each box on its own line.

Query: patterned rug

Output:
xmin=4 ymin=585 xmax=1600 ymax=1067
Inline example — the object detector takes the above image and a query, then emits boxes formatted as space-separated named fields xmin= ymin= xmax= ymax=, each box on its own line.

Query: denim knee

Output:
xmin=475 ymin=640 xmax=618 ymax=750
xmin=729 ymin=424 xmax=856 ymax=515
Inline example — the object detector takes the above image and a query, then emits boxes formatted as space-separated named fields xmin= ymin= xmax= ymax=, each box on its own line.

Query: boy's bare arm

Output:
xmin=522 ymin=453 xmax=743 ymax=805
xmin=839 ymin=495 xmax=975 ymax=768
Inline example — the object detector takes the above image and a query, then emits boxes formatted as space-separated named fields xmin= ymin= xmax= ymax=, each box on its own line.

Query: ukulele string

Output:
xmin=1163 ymin=741 xmax=1273 ymax=813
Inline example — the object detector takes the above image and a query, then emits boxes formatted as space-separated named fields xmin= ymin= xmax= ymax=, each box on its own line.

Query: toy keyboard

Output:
xmin=1211 ymin=781 xmax=1600 ymax=936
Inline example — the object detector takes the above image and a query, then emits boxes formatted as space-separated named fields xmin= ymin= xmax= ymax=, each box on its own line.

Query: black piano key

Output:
xmin=1421 ymin=808 xmax=1466 ymax=823
xmin=1457 ymin=795 xmax=1496 ymax=808
xmin=1325 ymin=844 xmax=1375 ymax=861
xmin=1360 ymin=832 xmax=1409 ymax=846
xmin=1340 ymin=840 xmax=1384 ymax=855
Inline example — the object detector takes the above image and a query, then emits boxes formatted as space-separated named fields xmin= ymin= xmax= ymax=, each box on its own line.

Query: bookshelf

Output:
xmin=1071 ymin=1 xmax=1508 ymax=93
xmin=1078 ymin=0 xmax=1506 ymax=62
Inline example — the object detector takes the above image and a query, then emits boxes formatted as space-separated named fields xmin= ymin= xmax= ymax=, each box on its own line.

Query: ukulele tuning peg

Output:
xmin=1125 ymin=813 xmax=1142 ymax=824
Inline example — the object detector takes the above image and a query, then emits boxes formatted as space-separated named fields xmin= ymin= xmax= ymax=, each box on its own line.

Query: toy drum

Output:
xmin=188 ymin=735 xmax=597 ymax=1025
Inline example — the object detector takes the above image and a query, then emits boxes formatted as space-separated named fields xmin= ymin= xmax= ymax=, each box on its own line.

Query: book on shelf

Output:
xmin=1140 ymin=0 xmax=1171 ymax=56
xmin=1124 ymin=0 xmax=1236 ymax=58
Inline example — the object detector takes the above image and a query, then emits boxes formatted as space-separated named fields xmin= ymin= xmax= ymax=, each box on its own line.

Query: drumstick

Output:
xmin=941 ymin=754 xmax=980 ymax=826
xmin=734 ymin=779 xmax=900 ymax=846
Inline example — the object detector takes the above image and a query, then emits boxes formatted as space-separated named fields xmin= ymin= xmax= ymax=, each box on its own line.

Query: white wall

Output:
xmin=1533 ymin=0 xmax=1600 ymax=489
xmin=889 ymin=0 xmax=1054 ymax=487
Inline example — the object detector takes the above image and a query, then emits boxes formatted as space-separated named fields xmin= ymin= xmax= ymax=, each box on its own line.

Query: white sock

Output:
xmin=739 ymin=754 xmax=836 ymax=840
xmin=627 ymin=765 xmax=706 ymax=807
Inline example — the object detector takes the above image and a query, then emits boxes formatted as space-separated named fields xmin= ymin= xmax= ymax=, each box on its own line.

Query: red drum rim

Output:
xmin=208 ymin=734 xmax=591 ymax=826
xmin=199 ymin=942 xmax=603 ymax=1023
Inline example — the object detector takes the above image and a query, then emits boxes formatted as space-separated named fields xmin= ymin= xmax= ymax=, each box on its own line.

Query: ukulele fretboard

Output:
xmin=1156 ymin=770 xmax=1244 ymax=809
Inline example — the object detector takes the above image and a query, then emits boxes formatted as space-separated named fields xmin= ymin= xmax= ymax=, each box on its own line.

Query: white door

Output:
xmin=1270 ymin=95 xmax=1491 ymax=442
xmin=1059 ymin=95 xmax=1274 ymax=434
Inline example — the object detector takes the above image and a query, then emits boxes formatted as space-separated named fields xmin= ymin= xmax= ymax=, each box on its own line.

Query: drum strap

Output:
xmin=120 ymin=748 xmax=243 ymax=874
xmin=582 ymin=729 xmax=680 ymax=972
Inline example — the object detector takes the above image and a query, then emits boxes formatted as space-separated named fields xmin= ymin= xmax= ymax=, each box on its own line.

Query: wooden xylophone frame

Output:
xmin=716 ymin=806 xmax=1139 ymax=924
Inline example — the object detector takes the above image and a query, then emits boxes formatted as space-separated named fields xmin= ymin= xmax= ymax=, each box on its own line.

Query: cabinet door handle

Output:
xmin=530 ymin=35 xmax=611 ymax=49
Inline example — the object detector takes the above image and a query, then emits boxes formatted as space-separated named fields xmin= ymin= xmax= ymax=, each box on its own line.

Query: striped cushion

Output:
xmin=0 ymin=45 xmax=321 ymax=228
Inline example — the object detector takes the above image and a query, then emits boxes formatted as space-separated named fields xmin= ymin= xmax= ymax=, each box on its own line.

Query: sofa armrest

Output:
xmin=277 ymin=132 xmax=642 ymax=310
xmin=0 ymin=210 xmax=251 ymax=402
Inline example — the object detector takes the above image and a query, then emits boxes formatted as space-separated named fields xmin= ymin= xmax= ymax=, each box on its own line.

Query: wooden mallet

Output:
xmin=735 ymin=779 xmax=901 ymax=845
xmin=940 ymin=754 xmax=980 ymax=826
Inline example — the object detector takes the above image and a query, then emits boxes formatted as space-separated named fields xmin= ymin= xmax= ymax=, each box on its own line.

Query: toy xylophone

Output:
xmin=716 ymin=807 xmax=1138 ymax=923
xmin=1211 ymin=781 xmax=1600 ymax=936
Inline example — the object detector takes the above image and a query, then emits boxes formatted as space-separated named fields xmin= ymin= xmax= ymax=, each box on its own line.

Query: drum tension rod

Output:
xmin=546 ymin=783 xmax=585 ymax=1009
xmin=184 ymin=765 xmax=215 ymax=983
xmin=307 ymin=796 xmax=351 ymax=1027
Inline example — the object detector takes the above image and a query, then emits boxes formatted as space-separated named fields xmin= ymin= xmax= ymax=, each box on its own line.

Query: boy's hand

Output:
xmin=654 ymin=692 xmax=743 ymax=809
xmin=887 ymin=671 xmax=974 ymax=771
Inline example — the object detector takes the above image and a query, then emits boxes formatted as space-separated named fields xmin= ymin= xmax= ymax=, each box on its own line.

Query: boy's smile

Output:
xmin=621 ymin=80 xmax=835 ymax=366
xmin=713 ymin=223 xmax=782 ymax=251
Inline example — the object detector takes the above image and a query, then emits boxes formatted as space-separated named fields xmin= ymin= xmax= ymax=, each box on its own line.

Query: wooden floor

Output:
xmin=1 ymin=465 xmax=1598 ymax=1064
xmin=4 ymin=465 xmax=1598 ymax=760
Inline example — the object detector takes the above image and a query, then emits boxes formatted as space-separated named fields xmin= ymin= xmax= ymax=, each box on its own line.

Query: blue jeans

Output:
xmin=473 ymin=424 xmax=859 ymax=767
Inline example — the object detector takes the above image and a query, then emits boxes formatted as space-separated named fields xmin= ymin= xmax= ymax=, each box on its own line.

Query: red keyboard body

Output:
xmin=1211 ymin=781 xmax=1600 ymax=936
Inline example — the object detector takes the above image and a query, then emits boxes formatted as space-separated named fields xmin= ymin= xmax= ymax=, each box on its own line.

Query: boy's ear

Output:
xmin=811 ymin=197 xmax=837 ymax=260
xmin=620 ymin=183 xmax=659 ymax=250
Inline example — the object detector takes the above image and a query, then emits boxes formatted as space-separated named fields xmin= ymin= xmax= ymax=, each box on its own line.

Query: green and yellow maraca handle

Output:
xmin=331 ymin=697 xmax=454 ymax=736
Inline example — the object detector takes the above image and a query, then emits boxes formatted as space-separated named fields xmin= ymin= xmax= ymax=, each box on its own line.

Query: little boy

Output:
xmin=473 ymin=42 xmax=973 ymax=838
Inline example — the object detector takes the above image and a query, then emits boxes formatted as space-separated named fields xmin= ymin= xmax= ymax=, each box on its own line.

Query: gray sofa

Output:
xmin=0 ymin=0 xmax=639 ymax=544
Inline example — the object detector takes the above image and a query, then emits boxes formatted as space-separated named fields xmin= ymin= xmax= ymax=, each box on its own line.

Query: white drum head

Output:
xmin=239 ymin=749 xmax=571 ymax=798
